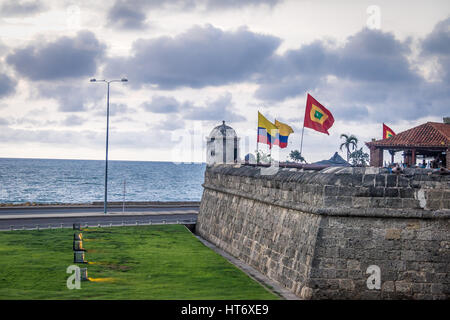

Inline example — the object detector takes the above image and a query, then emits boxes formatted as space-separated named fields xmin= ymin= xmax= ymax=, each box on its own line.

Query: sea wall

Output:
xmin=196 ymin=165 xmax=450 ymax=299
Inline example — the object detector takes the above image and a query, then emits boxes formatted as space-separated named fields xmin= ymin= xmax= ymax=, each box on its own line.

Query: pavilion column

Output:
xmin=369 ymin=146 xmax=383 ymax=167
xmin=447 ymin=147 xmax=450 ymax=169
xmin=411 ymin=149 xmax=416 ymax=166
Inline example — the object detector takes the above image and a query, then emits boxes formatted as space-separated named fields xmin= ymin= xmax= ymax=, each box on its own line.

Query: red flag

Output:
xmin=383 ymin=123 xmax=395 ymax=139
xmin=304 ymin=93 xmax=334 ymax=135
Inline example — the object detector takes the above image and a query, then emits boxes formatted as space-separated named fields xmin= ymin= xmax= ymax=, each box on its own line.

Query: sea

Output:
xmin=0 ymin=158 xmax=206 ymax=204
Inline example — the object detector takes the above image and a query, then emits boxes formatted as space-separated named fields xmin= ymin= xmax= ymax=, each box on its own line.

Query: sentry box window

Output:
xmin=74 ymin=251 xmax=87 ymax=264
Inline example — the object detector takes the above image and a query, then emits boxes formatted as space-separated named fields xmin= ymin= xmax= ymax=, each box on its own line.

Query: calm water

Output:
xmin=0 ymin=158 xmax=206 ymax=204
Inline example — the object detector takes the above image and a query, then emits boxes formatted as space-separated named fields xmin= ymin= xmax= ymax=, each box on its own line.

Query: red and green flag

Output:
xmin=383 ymin=123 xmax=395 ymax=139
xmin=304 ymin=93 xmax=334 ymax=135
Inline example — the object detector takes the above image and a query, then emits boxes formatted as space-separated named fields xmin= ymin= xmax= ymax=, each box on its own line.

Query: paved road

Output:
xmin=0 ymin=206 xmax=199 ymax=216
xmin=0 ymin=206 xmax=198 ymax=231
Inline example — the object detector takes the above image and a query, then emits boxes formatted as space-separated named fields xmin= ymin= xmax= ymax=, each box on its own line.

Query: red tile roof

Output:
xmin=366 ymin=122 xmax=450 ymax=148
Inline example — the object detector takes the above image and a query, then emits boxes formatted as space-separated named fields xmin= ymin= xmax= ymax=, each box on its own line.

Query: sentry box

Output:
xmin=74 ymin=251 xmax=87 ymax=264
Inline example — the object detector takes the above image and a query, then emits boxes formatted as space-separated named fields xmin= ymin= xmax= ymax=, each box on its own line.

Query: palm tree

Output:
xmin=289 ymin=150 xmax=306 ymax=163
xmin=340 ymin=134 xmax=359 ymax=163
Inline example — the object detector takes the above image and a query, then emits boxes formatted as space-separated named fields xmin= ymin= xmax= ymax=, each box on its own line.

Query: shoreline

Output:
xmin=0 ymin=201 xmax=201 ymax=209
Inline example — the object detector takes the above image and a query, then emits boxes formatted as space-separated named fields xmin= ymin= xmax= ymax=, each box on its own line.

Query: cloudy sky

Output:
xmin=0 ymin=0 xmax=449 ymax=163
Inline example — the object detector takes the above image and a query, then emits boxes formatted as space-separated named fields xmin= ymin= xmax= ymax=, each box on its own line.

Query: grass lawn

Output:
xmin=0 ymin=225 xmax=278 ymax=300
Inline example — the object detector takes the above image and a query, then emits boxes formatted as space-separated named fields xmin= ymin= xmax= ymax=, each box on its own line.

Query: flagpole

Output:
xmin=256 ymin=121 xmax=259 ymax=164
xmin=256 ymin=141 xmax=259 ymax=164
xmin=300 ymin=121 xmax=305 ymax=156
xmin=300 ymin=94 xmax=307 ymax=157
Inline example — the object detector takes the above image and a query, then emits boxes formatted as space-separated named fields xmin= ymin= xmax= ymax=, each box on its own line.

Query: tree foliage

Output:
xmin=349 ymin=147 xmax=369 ymax=167
xmin=289 ymin=150 xmax=306 ymax=163
xmin=255 ymin=150 xmax=271 ymax=164
xmin=339 ymin=134 xmax=359 ymax=163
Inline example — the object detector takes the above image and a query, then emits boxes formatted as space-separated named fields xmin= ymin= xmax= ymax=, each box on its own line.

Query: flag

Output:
xmin=383 ymin=123 xmax=395 ymax=139
xmin=257 ymin=111 xmax=278 ymax=147
xmin=274 ymin=120 xmax=294 ymax=148
xmin=304 ymin=93 xmax=334 ymax=135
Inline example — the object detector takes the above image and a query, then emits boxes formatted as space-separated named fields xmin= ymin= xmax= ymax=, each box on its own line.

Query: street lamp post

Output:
xmin=90 ymin=78 xmax=128 ymax=214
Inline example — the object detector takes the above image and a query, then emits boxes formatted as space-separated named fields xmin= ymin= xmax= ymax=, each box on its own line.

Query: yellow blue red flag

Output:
xmin=274 ymin=120 xmax=294 ymax=148
xmin=257 ymin=112 xmax=294 ymax=148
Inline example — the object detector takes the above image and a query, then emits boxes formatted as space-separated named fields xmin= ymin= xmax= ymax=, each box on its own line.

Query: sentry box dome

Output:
xmin=74 ymin=251 xmax=87 ymax=264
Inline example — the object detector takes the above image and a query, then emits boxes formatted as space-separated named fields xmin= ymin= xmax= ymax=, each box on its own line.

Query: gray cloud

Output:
xmin=143 ymin=92 xmax=246 ymax=122
xmin=256 ymin=28 xmax=420 ymax=102
xmin=7 ymin=30 xmax=105 ymax=81
xmin=153 ymin=116 xmax=185 ymax=131
xmin=92 ymin=103 xmax=132 ymax=117
xmin=184 ymin=92 xmax=246 ymax=122
xmin=254 ymin=23 xmax=450 ymax=124
xmin=62 ymin=115 xmax=85 ymax=126
xmin=38 ymin=83 xmax=105 ymax=112
xmin=0 ymin=126 xmax=103 ymax=146
xmin=0 ymin=0 xmax=46 ymax=17
xmin=331 ymin=104 xmax=369 ymax=122
xmin=334 ymin=29 xmax=418 ymax=83
xmin=109 ymin=103 xmax=131 ymax=116
xmin=142 ymin=96 xmax=180 ymax=113
xmin=422 ymin=17 xmax=450 ymax=57
xmin=104 ymin=24 xmax=280 ymax=89
xmin=205 ymin=0 xmax=280 ymax=10
xmin=0 ymin=73 xmax=16 ymax=98
xmin=107 ymin=0 xmax=149 ymax=30
xmin=106 ymin=0 xmax=282 ymax=27
xmin=421 ymin=16 xmax=450 ymax=82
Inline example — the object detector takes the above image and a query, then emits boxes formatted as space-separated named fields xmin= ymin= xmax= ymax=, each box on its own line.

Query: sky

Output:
xmin=0 ymin=0 xmax=449 ymax=163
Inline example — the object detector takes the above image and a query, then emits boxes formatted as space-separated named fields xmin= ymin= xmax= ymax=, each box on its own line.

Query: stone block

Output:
xmin=375 ymin=175 xmax=386 ymax=187
xmin=385 ymin=229 xmax=402 ymax=240
xmin=362 ymin=174 xmax=375 ymax=187
xmin=395 ymin=281 xmax=412 ymax=294
xmin=381 ymin=281 xmax=395 ymax=292
xmin=399 ymin=188 xmax=414 ymax=198
xmin=368 ymin=186 xmax=385 ymax=197
xmin=386 ymin=175 xmax=397 ymax=187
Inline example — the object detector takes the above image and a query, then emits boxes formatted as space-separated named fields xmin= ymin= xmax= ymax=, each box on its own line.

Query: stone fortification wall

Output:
xmin=196 ymin=165 xmax=449 ymax=299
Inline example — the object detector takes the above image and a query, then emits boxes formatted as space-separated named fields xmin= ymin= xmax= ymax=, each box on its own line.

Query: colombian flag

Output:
xmin=304 ymin=93 xmax=334 ymax=135
xmin=257 ymin=112 xmax=294 ymax=149
xmin=383 ymin=123 xmax=395 ymax=139
xmin=257 ymin=112 xmax=278 ymax=147
xmin=275 ymin=119 xmax=294 ymax=148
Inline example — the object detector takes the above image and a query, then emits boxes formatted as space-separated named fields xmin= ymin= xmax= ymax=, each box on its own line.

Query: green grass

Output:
xmin=0 ymin=225 xmax=278 ymax=300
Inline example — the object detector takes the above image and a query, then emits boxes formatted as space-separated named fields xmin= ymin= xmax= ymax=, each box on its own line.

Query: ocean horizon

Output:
xmin=0 ymin=158 xmax=206 ymax=204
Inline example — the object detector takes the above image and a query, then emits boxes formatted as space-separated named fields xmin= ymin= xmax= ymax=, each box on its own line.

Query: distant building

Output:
xmin=206 ymin=121 xmax=240 ymax=165
xmin=365 ymin=118 xmax=450 ymax=169
xmin=314 ymin=152 xmax=350 ymax=166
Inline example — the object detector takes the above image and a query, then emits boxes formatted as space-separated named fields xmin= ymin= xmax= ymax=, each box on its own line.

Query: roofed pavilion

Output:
xmin=365 ymin=119 xmax=450 ymax=169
